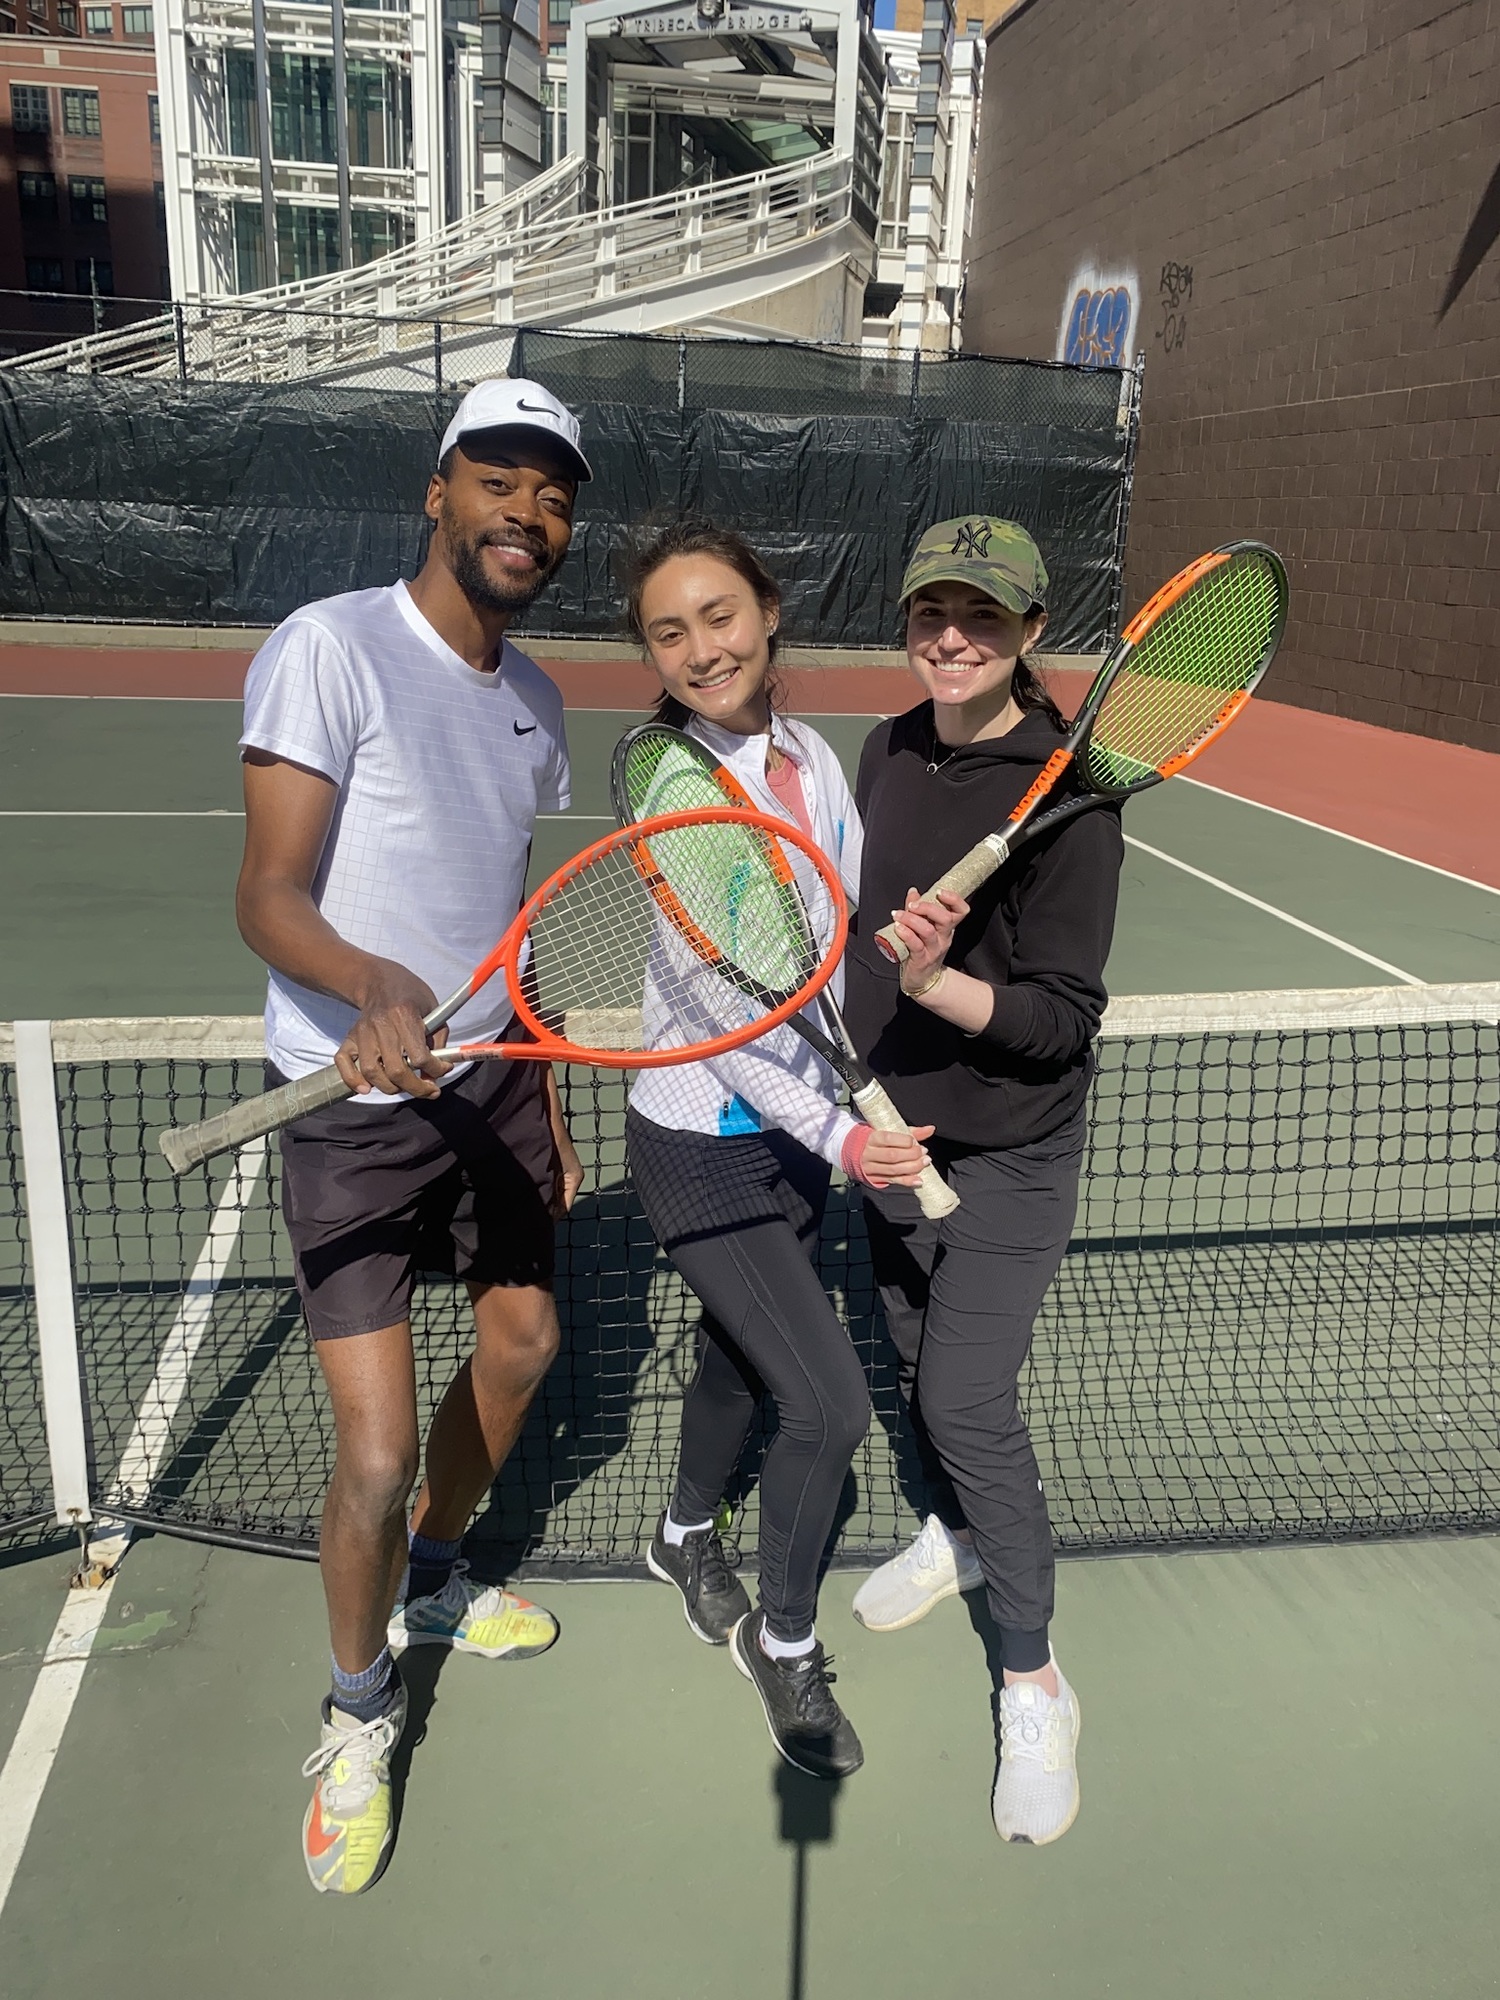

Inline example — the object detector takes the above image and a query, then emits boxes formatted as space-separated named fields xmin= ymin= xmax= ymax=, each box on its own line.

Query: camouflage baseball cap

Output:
xmin=899 ymin=516 xmax=1049 ymax=615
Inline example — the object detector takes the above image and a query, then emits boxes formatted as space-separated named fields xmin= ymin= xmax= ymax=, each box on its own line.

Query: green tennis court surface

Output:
xmin=3 ymin=688 xmax=1500 ymax=1997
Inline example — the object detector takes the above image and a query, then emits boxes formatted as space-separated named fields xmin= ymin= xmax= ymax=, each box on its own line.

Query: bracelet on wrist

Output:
xmin=903 ymin=965 xmax=946 ymax=1002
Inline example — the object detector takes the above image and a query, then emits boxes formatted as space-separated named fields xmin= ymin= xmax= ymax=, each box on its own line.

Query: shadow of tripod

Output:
xmin=774 ymin=1764 xmax=843 ymax=2000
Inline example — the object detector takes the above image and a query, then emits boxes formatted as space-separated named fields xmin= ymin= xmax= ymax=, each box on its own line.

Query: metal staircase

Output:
xmin=15 ymin=149 xmax=861 ymax=383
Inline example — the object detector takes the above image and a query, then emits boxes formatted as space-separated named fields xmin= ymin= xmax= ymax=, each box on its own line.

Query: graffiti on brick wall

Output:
xmin=1057 ymin=268 xmax=1136 ymax=367
xmin=1154 ymin=261 xmax=1192 ymax=352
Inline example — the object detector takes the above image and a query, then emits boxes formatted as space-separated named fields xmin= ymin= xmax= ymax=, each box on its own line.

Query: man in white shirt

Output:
xmin=236 ymin=379 xmax=589 ymax=1897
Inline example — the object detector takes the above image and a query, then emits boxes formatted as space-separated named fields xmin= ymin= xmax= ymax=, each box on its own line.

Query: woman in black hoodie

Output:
xmin=841 ymin=516 xmax=1123 ymax=1847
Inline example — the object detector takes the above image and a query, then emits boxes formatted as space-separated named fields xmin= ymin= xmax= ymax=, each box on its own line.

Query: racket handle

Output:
xmin=850 ymin=1080 xmax=960 ymax=1220
xmin=873 ymin=834 xmax=1011 ymax=964
xmin=159 ymin=1061 xmax=352 ymax=1173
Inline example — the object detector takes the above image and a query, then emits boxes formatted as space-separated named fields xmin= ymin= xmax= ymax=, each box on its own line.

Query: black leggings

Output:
xmin=861 ymin=1113 xmax=1085 ymax=1673
xmin=626 ymin=1108 xmax=871 ymax=1642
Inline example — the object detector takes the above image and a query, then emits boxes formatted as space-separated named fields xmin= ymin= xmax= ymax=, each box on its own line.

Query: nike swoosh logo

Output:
xmin=516 ymin=399 xmax=556 ymax=416
xmin=514 ymin=721 xmax=537 ymax=735
xmin=305 ymin=1797 xmax=343 ymax=1859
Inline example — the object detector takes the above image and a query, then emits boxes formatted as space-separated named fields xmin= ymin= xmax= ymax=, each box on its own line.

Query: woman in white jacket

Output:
xmin=622 ymin=521 xmax=932 ymax=1781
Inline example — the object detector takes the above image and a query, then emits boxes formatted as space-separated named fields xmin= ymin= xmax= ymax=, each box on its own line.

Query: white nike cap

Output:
xmin=438 ymin=377 xmax=592 ymax=483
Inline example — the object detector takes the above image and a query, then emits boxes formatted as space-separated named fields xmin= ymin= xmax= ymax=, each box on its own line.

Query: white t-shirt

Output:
xmin=239 ymin=580 xmax=569 ymax=1093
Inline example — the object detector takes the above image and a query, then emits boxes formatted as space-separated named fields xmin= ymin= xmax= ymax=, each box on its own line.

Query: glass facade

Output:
xmin=226 ymin=50 xmax=410 ymax=170
xmin=232 ymin=201 xmax=413 ymax=291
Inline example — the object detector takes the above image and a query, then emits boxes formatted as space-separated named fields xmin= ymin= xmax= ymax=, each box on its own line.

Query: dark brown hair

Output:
xmin=1012 ymin=634 xmax=1068 ymax=732
xmin=623 ymin=519 xmax=785 ymax=728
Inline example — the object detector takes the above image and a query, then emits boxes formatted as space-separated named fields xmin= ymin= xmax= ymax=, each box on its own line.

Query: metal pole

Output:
xmin=433 ymin=317 xmax=443 ymax=393
xmin=13 ymin=1022 xmax=92 ymax=1534
xmin=331 ymin=0 xmax=353 ymax=271
xmin=173 ymin=299 xmax=187 ymax=381
xmin=251 ymin=0 xmax=280 ymax=286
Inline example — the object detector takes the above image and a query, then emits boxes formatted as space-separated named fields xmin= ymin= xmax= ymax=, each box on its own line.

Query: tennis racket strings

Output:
xmin=525 ymin=812 xmax=820 ymax=1055
xmin=612 ymin=722 xmax=963 ymax=1220
xmin=1082 ymin=544 xmax=1286 ymax=790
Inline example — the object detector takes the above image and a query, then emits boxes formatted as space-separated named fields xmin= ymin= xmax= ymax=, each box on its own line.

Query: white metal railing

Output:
xmin=13 ymin=149 xmax=856 ymax=383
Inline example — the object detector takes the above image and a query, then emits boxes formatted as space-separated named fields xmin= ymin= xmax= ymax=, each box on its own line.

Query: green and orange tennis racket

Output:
xmin=876 ymin=540 xmax=1289 ymax=961
xmin=159 ymin=806 xmax=851 ymax=1173
xmin=613 ymin=721 xmax=960 ymax=1221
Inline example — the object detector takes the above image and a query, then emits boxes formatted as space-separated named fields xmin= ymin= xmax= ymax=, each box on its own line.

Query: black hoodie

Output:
xmin=843 ymin=703 xmax=1123 ymax=1150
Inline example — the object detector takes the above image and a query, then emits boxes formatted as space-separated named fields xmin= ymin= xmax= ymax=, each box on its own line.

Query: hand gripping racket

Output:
xmin=875 ymin=540 xmax=1289 ymax=961
xmin=613 ymin=722 xmax=960 ymax=1221
xmin=159 ymin=806 xmax=851 ymax=1174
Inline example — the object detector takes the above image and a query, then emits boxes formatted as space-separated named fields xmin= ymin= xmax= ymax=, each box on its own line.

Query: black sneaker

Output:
xmin=729 ymin=1609 xmax=864 ymax=1780
xmin=646 ymin=1511 xmax=751 ymax=1645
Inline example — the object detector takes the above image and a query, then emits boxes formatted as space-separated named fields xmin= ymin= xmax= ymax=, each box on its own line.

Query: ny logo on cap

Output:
xmin=951 ymin=520 xmax=993 ymax=558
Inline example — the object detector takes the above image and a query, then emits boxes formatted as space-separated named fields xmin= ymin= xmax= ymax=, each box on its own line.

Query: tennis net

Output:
xmin=3 ymin=985 xmax=1497 ymax=1568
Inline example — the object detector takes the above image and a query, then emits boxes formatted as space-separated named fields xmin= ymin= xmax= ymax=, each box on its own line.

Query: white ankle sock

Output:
xmin=664 ymin=1507 xmax=713 ymax=1547
xmin=759 ymin=1624 xmax=816 ymax=1662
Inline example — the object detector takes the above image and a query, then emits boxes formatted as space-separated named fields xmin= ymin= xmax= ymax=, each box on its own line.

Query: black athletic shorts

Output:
xmin=272 ymin=1055 xmax=558 ymax=1340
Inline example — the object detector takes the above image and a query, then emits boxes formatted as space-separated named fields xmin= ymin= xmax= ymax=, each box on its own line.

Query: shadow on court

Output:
xmin=775 ymin=1764 xmax=843 ymax=2000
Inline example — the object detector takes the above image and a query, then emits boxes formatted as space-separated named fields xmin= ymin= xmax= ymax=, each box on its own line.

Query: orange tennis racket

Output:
xmin=159 ymin=806 xmax=848 ymax=1173
xmin=876 ymin=541 xmax=1289 ymax=961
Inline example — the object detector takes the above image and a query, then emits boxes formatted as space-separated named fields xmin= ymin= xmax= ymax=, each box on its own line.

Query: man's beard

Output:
xmin=443 ymin=512 xmax=557 ymax=613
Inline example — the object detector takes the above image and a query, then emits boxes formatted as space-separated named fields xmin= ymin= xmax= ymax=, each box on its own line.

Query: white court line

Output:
xmin=1123 ymin=834 xmax=1425 ymax=985
xmin=107 ymin=1142 xmax=267 ymax=1506
xmin=0 ymin=1146 xmax=263 ymax=1921
xmin=0 ymin=1559 xmax=129 ymax=1920
xmin=1179 ymin=777 xmax=1500 ymax=899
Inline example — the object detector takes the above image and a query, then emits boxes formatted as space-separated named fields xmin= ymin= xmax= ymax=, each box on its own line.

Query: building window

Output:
xmin=69 ymin=174 xmax=108 ymax=224
xmin=148 ymin=91 xmax=160 ymax=141
xmin=28 ymin=0 xmax=47 ymax=17
xmin=25 ymin=257 xmax=64 ymax=291
xmin=18 ymin=170 xmax=57 ymax=218
xmin=122 ymin=4 xmax=151 ymax=31
xmin=154 ymin=179 xmax=166 ymax=228
xmin=548 ymin=0 xmax=570 ymax=20
xmin=964 ymin=12 xmax=983 ymax=29
xmin=62 ymin=87 xmax=102 ymax=135
xmin=59 ymin=0 xmax=79 ymax=24
xmin=76 ymin=257 xmax=114 ymax=294
xmin=11 ymin=83 xmax=51 ymax=133
xmin=85 ymin=5 xmax=113 ymax=31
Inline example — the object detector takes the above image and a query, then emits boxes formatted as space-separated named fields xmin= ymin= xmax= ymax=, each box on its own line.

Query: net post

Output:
xmin=12 ymin=1021 xmax=92 ymax=1535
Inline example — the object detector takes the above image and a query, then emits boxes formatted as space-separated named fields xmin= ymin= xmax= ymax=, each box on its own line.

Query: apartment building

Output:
xmin=0 ymin=26 xmax=166 ymax=346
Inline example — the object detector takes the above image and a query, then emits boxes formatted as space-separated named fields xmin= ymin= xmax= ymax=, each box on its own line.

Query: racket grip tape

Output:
xmin=873 ymin=834 xmax=1011 ymax=964
xmin=158 ymin=1061 xmax=352 ymax=1173
xmin=850 ymin=1080 xmax=960 ymax=1220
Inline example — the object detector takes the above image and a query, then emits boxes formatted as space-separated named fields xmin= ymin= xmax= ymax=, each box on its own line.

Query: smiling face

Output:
xmin=427 ymin=429 xmax=577 ymax=614
xmin=637 ymin=552 xmax=780 ymax=734
xmin=905 ymin=581 xmax=1048 ymax=739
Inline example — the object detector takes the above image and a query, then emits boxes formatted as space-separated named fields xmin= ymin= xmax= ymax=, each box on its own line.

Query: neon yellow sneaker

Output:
xmin=300 ymin=1685 xmax=407 ymax=1896
xmin=387 ymin=1561 xmax=559 ymax=1661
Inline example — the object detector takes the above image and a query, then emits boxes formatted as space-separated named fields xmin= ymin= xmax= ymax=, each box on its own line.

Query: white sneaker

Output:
xmin=992 ymin=1663 xmax=1081 ymax=1845
xmin=850 ymin=1515 xmax=985 ymax=1632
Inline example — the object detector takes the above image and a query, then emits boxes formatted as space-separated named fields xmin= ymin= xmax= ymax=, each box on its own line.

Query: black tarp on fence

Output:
xmin=0 ymin=332 xmax=1137 ymax=650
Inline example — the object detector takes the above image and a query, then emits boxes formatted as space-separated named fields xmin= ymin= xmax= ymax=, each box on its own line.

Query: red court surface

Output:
xmin=3 ymin=636 xmax=1497 ymax=890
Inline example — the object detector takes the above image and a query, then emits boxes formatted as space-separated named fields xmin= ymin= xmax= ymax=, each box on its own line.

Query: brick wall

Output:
xmin=963 ymin=0 xmax=1500 ymax=753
